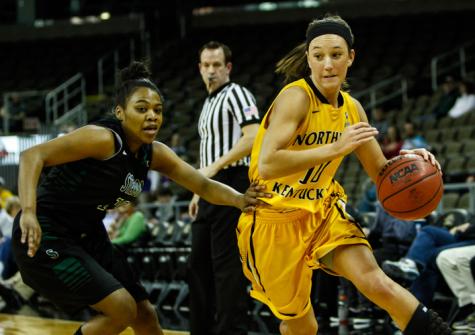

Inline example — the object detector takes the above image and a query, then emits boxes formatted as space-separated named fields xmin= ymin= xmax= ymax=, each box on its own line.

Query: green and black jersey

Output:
xmin=36 ymin=117 xmax=152 ymax=235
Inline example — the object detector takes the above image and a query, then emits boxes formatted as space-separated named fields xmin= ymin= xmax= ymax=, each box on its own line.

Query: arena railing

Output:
xmin=352 ymin=74 xmax=408 ymax=111
xmin=439 ymin=182 xmax=475 ymax=214
xmin=97 ymin=37 xmax=138 ymax=96
xmin=45 ymin=73 xmax=86 ymax=135
xmin=431 ymin=40 xmax=475 ymax=91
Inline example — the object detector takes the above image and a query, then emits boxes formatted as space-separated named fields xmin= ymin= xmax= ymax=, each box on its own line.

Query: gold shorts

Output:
xmin=236 ymin=198 xmax=370 ymax=320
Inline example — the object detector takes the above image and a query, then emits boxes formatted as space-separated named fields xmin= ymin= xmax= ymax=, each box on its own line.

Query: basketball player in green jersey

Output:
xmin=12 ymin=61 xmax=269 ymax=335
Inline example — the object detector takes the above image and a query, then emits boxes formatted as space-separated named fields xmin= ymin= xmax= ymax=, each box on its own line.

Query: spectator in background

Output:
xmin=170 ymin=132 xmax=187 ymax=158
xmin=381 ymin=125 xmax=403 ymax=159
xmin=0 ymin=196 xmax=20 ymax=240
xmin=108 ymin=202 xmax=148 ymax=246
xmin=153 ymin=187 xmax=177 ymax=224
xmin=0 ymin=177 xmax=13 ymax=210
xmin=369 ymin=202 xmax=418 ymax=266
xmin=383 ymin=217 xmax=475 ymax=307
xmin=448 ymin=80 xmax=475 ymax=119
xmin=371 ymin=106 xmax=388 ymax=142
xmin=6 ymin=94 xmax=26 ymax=133
xmin=0 ymin=139 xmax=7 ymax=159
xmin=139 ymin=170 xmax=161 ymax=204
xmin=436 ymin=245 xmax=475 ymax=323
xmin=402 ymin=121 xmax=429 ymax=151
xmin=356 ymin=178 xmax=377 ymax=213
xmin=102 ymin=208 xmax=120 ymax=233
xmin=0 ymin=196 xmax=21 ymax=279
xmin=431 ymin=75 xmax=459 ymax=120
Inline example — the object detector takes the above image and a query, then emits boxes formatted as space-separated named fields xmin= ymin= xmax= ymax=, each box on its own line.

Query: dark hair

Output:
xmin=461 ymin=80 xmax=475 ymax=94
xmin=198 ymin=41 xmax=232 ymax=64
xmin=276 ymin=14 xmax=353 ymax=85
xmin=114 ymin=61 xmax=163 ymax=108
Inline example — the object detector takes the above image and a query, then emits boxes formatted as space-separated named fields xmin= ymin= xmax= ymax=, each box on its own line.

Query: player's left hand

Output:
xmin=188 ymin=194 xmax=200 ymax=220
xmin=241 ymin=183 xmax=272 ymax=212
xmin=400 ymin=148 xmax=442 ymax=173
xmin=19 ymin=210 xmax=42 ymax=258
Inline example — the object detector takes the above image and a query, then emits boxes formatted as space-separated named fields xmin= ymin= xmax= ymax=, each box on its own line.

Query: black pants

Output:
xmin=12 ymin=212 xmax=148 ymax=315
xmin=188 ymin=166 xmax=249 ymax=335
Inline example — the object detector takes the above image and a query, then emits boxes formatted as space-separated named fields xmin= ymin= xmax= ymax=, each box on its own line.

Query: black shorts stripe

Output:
xmin=334 ymin=201 xmax=366 ymax=236
xmin=249 ymin=211 xmax=266 ymax=293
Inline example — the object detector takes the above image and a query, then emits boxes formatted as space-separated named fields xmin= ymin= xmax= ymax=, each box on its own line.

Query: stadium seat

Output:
xmin=463 ymin=140 xmax=475 ymax=156
xmin=443 ymin=141 xmax=464 ymax=158
xmin=441 ymin=193 xmax=460 ymax=211
xmin=437 ymin=117 xmax=453 ymax=129
xmin=444 ymin=157 xmax=467 ymax=182
xmin=466 ymin=157 xmax=475 ymax=175
xmin=457 ymin=192 xmax=470 ymax=209
xmin=456 ymin=126 xmax=475 ymax=141
xmin=425 ymin=129 xmax=441 ymax=143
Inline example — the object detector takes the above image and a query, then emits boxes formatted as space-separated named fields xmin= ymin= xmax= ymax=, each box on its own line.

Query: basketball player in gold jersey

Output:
xmin=237 ymin=15 xmax=451 ymax=335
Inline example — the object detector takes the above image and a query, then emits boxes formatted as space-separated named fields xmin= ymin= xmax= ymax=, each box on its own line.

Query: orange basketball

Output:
xmin=376 ymin=154 xmax=443 ymax=220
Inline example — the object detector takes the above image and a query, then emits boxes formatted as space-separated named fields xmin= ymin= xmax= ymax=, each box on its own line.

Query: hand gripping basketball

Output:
xmin=377 ymin=154 xmax=443 ymax=220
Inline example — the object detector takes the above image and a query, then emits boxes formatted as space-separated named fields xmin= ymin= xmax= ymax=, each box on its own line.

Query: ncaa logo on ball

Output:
xmin=389 ymin=163 xmax=419 ymax=184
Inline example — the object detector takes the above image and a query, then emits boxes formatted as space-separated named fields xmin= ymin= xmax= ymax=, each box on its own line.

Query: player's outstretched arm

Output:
xmin=151 ymin=142 xmax=270 ymax=211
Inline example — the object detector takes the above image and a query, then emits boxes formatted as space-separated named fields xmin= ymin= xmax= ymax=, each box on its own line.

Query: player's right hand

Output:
xmin=19 ymin=211 xmax=42 ymax=258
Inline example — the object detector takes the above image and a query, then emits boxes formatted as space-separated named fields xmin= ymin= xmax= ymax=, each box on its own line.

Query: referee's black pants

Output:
xmin=188 ymin=166 xmax=249 ymax=335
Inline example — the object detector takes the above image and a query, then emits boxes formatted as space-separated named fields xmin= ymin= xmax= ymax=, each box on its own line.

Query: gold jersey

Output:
xmin=249 ymin=77 xmax=360 ymax=213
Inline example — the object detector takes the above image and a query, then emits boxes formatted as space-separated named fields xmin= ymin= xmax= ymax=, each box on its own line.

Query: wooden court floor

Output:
xmin=0 ymin=313 xmax=189 ymax=335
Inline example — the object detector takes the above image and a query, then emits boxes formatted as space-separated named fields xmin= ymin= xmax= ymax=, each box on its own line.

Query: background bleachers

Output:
xmin=149 ymin=11 xmax=475 ymax=168
xmin=1 ymin=1 xmax=475 ymax=333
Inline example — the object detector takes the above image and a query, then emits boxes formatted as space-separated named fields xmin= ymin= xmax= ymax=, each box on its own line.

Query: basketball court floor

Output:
xmin=0 ymin=313 xmax=189 ymax=335
xmin=0 ymin=312 xmax=398 ymax=334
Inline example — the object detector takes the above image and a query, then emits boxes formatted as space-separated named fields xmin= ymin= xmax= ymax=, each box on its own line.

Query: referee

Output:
xmin=188 ymin=41 xmax=260 ymax=335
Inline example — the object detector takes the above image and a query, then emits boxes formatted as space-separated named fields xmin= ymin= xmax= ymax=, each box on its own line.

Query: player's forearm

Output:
xmin=199 ymin=179 xmax=242 ymax=208
xmin=355 ymin=140 xmax=388 ymax=183
xmin=18 ymin=148 xmax=44 ymax=214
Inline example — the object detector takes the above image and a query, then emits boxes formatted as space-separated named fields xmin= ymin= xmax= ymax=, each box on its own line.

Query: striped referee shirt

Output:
xmin=198 ymin=82 xmax=260 ymax=169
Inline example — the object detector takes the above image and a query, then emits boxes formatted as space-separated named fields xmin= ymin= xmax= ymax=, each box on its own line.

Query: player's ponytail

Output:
xmin=118 ymin=61 xmax=152 ymax=83
xmin=275 ymin=43 xmax=309 ymax=85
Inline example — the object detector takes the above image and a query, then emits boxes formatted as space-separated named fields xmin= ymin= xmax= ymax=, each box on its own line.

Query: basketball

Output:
xmin=376 ymin=154 xmax=443 ymax=220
